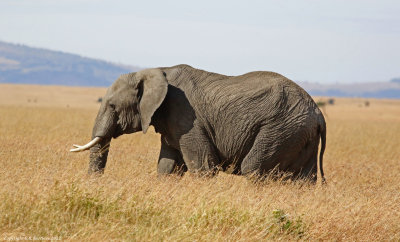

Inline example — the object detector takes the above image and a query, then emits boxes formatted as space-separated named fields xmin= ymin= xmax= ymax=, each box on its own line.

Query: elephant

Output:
xmin=70 ymin=64 xmax=326 ymax=183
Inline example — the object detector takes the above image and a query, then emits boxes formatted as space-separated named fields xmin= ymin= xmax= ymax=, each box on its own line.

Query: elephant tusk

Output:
xmin=70 ymin=137 xmax=102 ymax=152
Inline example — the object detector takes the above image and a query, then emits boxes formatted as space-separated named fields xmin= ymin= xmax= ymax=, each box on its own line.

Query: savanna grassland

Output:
xmin=0 ymin=84 xmax=399 ymax=241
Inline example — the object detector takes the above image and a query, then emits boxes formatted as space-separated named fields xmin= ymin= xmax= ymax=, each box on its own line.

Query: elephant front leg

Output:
xmin=158 ymin=136 xmax=187 ymax=175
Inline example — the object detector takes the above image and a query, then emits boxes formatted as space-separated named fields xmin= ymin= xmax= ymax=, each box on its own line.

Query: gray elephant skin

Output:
xmin=71 ymin=64 xmax=326 ymax=183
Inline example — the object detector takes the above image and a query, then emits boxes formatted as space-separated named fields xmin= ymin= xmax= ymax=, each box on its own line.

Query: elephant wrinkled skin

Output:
xmin=71 ymin=65 xmax=326 ymax=183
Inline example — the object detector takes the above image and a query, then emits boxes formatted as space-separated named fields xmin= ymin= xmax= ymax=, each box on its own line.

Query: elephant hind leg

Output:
xmin=240 ymin=128 xmax=319 ymax=182
xmin=239 ymin=129 xmax=279 ymax=177
xmin=288 ymin=138 xmax=319 ymax=183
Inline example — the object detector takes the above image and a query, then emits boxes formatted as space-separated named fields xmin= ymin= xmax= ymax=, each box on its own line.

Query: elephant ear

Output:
xmin=136 ymin=68 xmax=168 ymax=134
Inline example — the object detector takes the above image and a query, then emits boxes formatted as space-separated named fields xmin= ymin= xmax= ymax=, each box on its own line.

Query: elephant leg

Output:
xmin=240 ymin=128 xmax=283 ymax=178
xmin=289 ymin=138 xmax=319 ymax=183
xmin=297 ymin=155 xmax=318 ymax=183
xmin=241 ymin=127 xmax=320 ymax=182
xmin=158 ymin=136 xmax=187 ymax=175
xmin=179 ymin=126 xmax=220 ymax=176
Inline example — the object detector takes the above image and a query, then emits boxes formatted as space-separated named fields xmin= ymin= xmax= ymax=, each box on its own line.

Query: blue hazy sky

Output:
xmin=0 ymin=0 xmax=399 ymax=83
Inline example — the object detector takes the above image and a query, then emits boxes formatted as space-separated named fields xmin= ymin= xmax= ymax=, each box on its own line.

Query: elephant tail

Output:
xmin=319 ymin=119 xmax=327 ymax=184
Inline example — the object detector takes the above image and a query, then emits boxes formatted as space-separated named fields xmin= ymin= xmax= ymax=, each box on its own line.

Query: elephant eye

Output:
xmin=109 ymin=103 xmax=116 ymax=109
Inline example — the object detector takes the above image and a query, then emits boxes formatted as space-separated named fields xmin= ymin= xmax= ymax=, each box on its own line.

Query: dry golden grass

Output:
xmin=0 ymin=84 xmax=399 ymax=241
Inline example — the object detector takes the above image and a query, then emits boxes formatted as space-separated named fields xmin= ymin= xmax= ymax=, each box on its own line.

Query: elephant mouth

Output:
xmin=112 ymin=131 xmax=123 ymax=139
xmin=112 ymin=126 xmax=141 ymax=139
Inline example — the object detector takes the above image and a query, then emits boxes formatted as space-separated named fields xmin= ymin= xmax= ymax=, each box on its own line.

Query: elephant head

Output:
xmin=70 ymin=69 xmax=168 ymax=173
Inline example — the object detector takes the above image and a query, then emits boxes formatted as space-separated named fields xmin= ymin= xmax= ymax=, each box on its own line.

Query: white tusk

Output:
xmin=70 ymin=137 xmax=102 ymax=152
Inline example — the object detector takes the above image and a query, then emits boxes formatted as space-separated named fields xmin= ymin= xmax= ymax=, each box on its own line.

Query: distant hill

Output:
xmin=390 ymin=78 xmax=400 ymax=83
xmin=299 ymin=81 xmax=400 ymax=99
xmin=0 ymin=41 xmax=141 ymax=86
xmin=1 ymin=41 xmax=399 ymax=98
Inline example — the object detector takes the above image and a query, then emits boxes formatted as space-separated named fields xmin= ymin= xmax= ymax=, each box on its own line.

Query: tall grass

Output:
xmin=0 ymin=85 xmax=399 ymax=240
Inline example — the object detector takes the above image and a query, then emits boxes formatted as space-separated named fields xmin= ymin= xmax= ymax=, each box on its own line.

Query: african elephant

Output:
xmin=71 ymin=64 xmax=326 ymax=183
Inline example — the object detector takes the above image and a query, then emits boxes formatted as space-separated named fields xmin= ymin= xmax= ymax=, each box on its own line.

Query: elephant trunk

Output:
xmin=88 ymin=137 xmax=111 ymax=174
